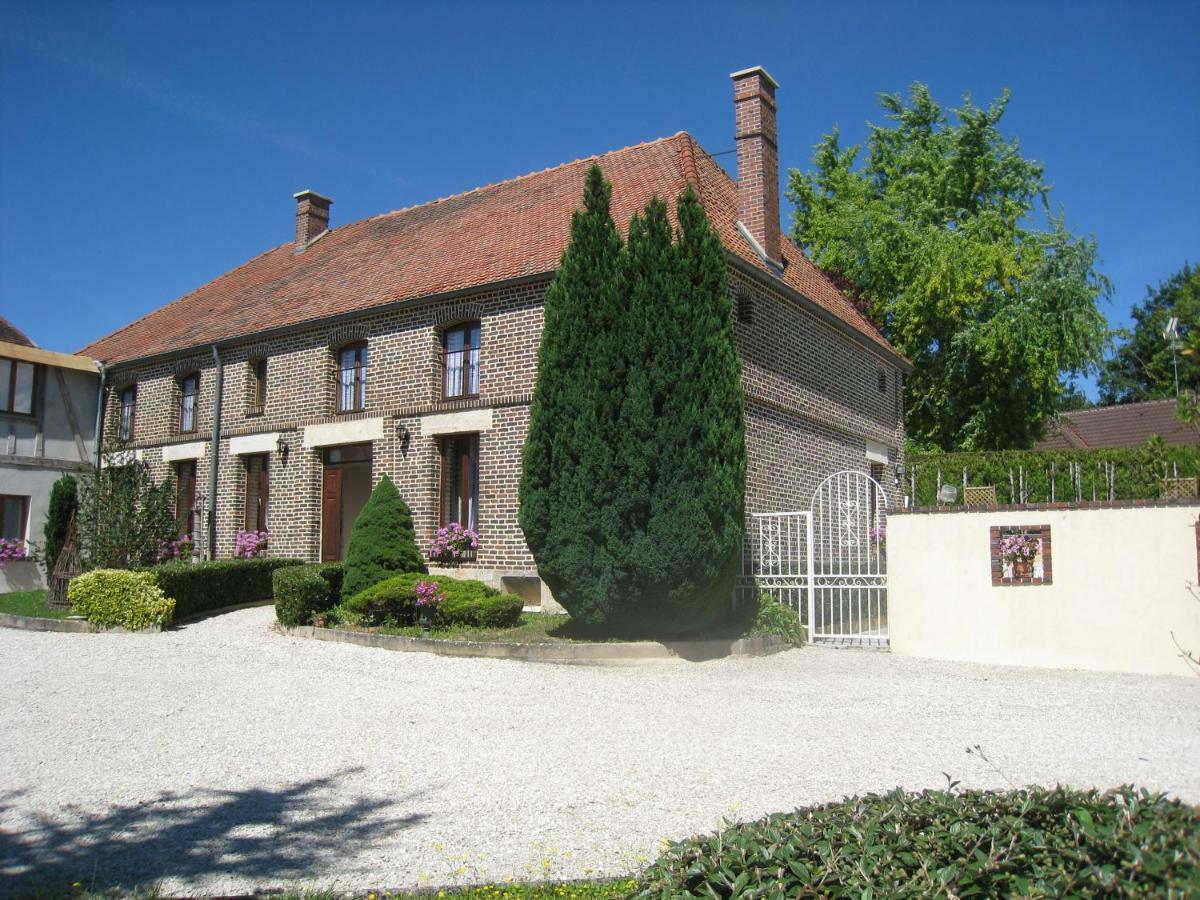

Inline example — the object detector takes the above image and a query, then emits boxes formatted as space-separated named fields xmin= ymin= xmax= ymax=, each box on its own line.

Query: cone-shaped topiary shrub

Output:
xmin=342 ymin=475 xmax=425 ymax=598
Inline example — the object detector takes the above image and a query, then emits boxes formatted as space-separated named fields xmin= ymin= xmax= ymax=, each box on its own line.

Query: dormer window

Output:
xmin=443 ymin=322 xmax=480 ymax=399
xmin=178 ymin=373 xmax=200 ymax=433
xmin=337 ymin=343 xmax=367 ymax=413
xmin=118 ymin=386 xmax=136 ymax=441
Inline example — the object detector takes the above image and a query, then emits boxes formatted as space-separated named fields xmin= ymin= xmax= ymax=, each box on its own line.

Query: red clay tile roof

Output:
xmin=81 ymin=132 xmax=897 ymax=364
xmin=1036 ymin=399 xmax=1198 ymax=449
xmin=0 ymin=315 xmax=35 ymax=348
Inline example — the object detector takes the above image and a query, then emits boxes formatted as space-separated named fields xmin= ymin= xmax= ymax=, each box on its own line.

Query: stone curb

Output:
xmin=0 ymin=612 xmax=161 ymax=634
xmin=281 ymin=623 xmax=794 ymax=663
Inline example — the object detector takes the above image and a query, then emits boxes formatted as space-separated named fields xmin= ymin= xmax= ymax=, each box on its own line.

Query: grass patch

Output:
xmin=327 ymin=593 xmax=808 ymax=647
xmin=372 ymin=613 xmax=622 ymax=644
xmin=0 ymin=589 xmax=76 ymax=619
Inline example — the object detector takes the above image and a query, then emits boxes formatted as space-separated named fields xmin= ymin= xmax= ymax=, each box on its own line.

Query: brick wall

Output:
xmin=732 ymin=269 xmax=906 ymax=514
xmin=104 ymin=260 xmax=906 ymax=583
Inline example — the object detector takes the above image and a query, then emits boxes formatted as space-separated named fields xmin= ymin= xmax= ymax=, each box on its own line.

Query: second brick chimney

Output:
xmin=731 ymin=66 xmax=781 ymax=266
xmin=293 ymin=190 xmax=332 ymax=252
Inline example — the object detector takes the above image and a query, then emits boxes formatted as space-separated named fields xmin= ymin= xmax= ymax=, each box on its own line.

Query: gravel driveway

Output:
xmin=2 ymin=605 xmax=1198 ymax=895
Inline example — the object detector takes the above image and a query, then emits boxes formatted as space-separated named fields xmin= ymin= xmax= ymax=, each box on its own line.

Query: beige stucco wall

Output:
xmin=889 ymin=505 xmax=1200 ymax=677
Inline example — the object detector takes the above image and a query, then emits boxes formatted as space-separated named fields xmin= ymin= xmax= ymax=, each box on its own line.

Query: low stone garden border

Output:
xmin=281 ymin=623 xmax=793 ymax=663
xmin=0 ymin=599 xmax=275 ymax=635
xmin=0 ymin=612 xmax=161 ymax=635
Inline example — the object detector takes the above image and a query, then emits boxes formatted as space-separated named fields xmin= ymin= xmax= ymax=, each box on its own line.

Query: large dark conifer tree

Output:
xmin=521 ymin=169 xmax=746 ymax=634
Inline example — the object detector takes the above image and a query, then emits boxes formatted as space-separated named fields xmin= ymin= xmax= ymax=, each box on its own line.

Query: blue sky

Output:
xmin=1 ymin=1 xmax=1197 ymax=397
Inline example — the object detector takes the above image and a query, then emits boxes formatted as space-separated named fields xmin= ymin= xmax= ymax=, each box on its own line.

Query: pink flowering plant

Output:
xmin=157 ymin=534 xmax=195 ymax=562
xmin=234 ymin=529 xmax=269 ymax=558
xmin=427 ymin=522 xmax=479 ymax=563
xmin=0 ymin=537 xmax=27 ymax=569
xmin=869 ymin=525 xmax=886 ymax=543
xmin=413 ymin=579 xmax=446 ymax=608
xmin=999 ymin=532 xmax=1039 ymax=565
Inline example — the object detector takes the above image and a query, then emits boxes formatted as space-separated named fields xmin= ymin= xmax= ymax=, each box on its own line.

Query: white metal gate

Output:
xmin=740 ymin=510 xmax=813 ymax=621
xmin=809 ymin=470 xmax=888 ymax=645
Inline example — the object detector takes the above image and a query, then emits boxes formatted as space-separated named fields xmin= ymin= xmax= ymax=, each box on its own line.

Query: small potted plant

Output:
xmin=427 ymin=522 xmax=479 ymax=565
xmin=999 ymin=532 xmax=1039 ymax=579
xmin=413 ymin=579 xmax=445 ymax=633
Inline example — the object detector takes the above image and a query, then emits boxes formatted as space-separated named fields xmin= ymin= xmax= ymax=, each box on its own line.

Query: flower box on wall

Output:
xmin=990 ymin=525 xmax=1053 ymax=586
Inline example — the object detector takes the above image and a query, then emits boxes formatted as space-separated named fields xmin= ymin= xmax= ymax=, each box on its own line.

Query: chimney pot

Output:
xmin=730 ymin=66 xmax=781 ymax=265
xmin=293 ymin=190 xmax=332 ymax=252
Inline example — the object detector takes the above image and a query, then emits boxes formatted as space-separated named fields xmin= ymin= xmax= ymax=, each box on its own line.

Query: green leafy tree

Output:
xmin=1099 ymin=263 xmax=1200 ymax=404
xmin=788 ymin=84 xmax=1109 ymax=450
xmin=42 ymin=474 xmax=77 ymax=579
xmin=342 ymin=474 xmax=425 ymax=598
xmin=77 ymin=439 xmax=177 ymax=569
xmin=520 ymin=168 xmax=745 ymax=634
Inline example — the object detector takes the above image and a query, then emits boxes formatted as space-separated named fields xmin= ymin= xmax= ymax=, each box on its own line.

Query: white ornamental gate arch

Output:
xmin=809 ymin=470 xmax=889 ymax=645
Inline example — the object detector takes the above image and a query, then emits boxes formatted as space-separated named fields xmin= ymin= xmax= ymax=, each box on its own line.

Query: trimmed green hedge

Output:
xmin=68 ymin=569 xmax=175 ymax=630
xmin=340 ymin=573 xmax=523 ymax=628
xmin=636 ymin=785 xmax=1200 ymax=897
xmin=148 ymin=557 xmax=305 ymax=619
xmin=273 ymin=564 xmax=344 ymax=627
xmin=909 ymin=445 xmax=1200 ymax=505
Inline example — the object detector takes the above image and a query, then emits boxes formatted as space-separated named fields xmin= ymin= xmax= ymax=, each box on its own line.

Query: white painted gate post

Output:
xmin=805 ymin=512 xmax=815 ymax=638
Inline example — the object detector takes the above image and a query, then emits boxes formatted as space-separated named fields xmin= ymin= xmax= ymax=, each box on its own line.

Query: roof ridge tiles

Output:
xmin=359 ymin=132 xmax=691 ymax=227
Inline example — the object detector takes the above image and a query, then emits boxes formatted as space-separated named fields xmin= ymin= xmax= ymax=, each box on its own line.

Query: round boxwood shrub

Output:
xmin=68 ymin=569 xmax=175 ymax=630
xmin=341 ymin=475 xmax=425 ymax=599
xmin=341 ymin=573 xmax=523 ymax=629
xmin=636 ymin=785 xmax=1200 ymax=897
xmin=273 ymin=565 xmax=333 ymax=627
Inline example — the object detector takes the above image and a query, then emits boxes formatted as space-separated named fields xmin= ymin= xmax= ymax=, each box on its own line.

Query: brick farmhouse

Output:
xmin=81 ymin=67 xmax=909 ymax=606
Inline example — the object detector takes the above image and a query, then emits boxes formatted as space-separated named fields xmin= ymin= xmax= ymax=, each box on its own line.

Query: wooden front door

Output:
xmin=321 ymin=466 xmax=343 ymax=562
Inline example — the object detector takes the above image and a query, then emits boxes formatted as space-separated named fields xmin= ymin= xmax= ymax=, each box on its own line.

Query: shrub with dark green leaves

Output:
xmin=636 ymin=786 xmax=1200 ymax=897
xmin=314 ymin=562 xmax=344 ymax=606
xmin=341 ymin=573 xmax=523 ymax=628
xmin=68 ymin=569 xmax=175 ymax=630
xmin=274 ymin=565 xmax=335 ymax=627
xmin=342 ymin=475 xmax=426 ymax=598
xmin=148 ymin=557 xmax=304 ymax=619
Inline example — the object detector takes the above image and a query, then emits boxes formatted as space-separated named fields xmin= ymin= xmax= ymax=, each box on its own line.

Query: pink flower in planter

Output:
xmin=427 ymin=522 xmax=480 ymax=563
xmin=413 ymin=580 xmax=446 ymax=607
xmin=999 ymin=533 xmax=1038 ymax=564
xmin=234 ymin=529 xmax=269 ymax=558
xmin=0 ymin=537 xmax=27 ymax=569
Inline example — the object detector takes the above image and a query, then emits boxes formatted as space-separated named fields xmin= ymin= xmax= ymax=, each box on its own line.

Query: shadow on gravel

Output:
xmin=0 ymin=769 xmax=427 ymax=895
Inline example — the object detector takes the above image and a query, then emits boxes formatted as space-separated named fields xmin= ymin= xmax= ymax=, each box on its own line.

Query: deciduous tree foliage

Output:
xmin=520 ymin=167 xmax=745 ymax=633
xmin=342 ymin=474 xmax=425 ymax=598
xmin=1099 ymin=263 xmax=1200 ymax=404
xmin=788 ymin=84 xmax=1109 ymax=450
xmin=77 ymin=439 xmax=176 ymax=569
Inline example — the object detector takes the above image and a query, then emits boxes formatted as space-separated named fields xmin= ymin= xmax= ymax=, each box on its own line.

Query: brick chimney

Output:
xmin=293 ymin=190 xmax=332 ymax=252
xmin=731 ymin=66 xmax=781 ymax=265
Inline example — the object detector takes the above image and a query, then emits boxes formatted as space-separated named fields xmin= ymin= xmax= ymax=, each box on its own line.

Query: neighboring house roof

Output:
xmin=0 ymin=340 xmax=98 ymax=374
xmin=1036 ymin=399 xmax=1197 ymax=449
xmin=0 ymin=315 xmax=35 ymax=348
xmin=81 ymin=132 xmax=898 ymax=365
